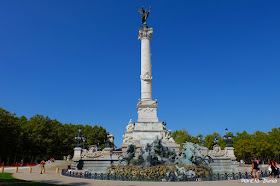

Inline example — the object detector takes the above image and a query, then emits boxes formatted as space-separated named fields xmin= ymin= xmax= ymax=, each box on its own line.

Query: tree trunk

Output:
xmin=7 ymin=156 xmax=10 ymax=165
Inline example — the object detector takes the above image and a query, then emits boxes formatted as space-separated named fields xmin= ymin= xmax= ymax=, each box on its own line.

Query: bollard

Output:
xmin=29 ymin=167 xmax=32 ymax=173
xmin=15 ymin=167 xmax=18 ymax=173
xmin=1 ymin=167 xmax=4 ymax=173
xmin=56 ymin=167 xmax=59 ymax=173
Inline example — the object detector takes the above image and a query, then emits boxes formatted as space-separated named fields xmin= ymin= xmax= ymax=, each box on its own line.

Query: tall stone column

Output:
xmin=139 ymin=27 xmax=153 ymax=101
xmin=121 ymin=9 xmax=180 ymax=154
xmin=137 ymin=26 xmax=158 ymax=122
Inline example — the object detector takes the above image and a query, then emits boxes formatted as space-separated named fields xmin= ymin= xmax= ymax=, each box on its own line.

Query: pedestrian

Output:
xmin=254 ymin=158 xmax=259 ymax=165
xmin=252 ymin=158 xmax=259 ymax=181
xmin=40 ymin=160 xmax=45 ymax=174
xmin=268 ymin=158 xmax=279 ymax=178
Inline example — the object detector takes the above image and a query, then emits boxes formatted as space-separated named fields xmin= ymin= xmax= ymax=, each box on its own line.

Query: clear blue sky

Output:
xmin=0 ymin=0 xmax=279 ymax=147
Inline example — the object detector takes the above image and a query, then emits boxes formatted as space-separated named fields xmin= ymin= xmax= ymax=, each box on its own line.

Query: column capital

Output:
xmin=138 ymin=27 xmax=153 ymax=40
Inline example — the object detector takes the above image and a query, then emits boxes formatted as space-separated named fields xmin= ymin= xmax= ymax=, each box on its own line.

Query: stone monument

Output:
xmin=206 ymin=144 xmax=238 ymax=173
xmin=72 ymin=132 xmax=122 ymax=173
xmin=121 ymin=6 xmax=180 ymax=154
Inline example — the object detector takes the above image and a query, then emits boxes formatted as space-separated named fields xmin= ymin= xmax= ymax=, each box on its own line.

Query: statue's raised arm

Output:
xmin=137 ymin=6 xmax=144 ymax=15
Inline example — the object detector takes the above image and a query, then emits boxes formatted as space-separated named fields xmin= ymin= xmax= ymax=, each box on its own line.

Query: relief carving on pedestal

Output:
xmin=141 ymin=107 xmax=156 ymax=112
xmin=208 ymin=144 xmax=225 ymax=157
xmin=81 ymin=145 xmax=104 ymax=158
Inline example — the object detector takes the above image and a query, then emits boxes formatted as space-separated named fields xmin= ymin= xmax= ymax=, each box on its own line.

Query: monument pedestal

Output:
xmin=200 ymin=146 xmax=209 ymax=156
xmin=210 ymin=157 xmax=238 ymax=173
xmin=79 ymin=147 xmax=120 ymax=173
xmin=73 ymin=147 xmax=82 ymax=161
xmin=207 ymin=145 xmax=238 ymax=173
xmin=122 ymin=121 xmax=180 ymax=154
xmin=225 ymin=147 xmax=236 ymax=160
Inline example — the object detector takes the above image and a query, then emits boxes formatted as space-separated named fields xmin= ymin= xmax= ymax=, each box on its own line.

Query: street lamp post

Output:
xmin=82 ymin=135 xmax=87 ymax=149
xmin=213 ymin=137 xmax=218 ymax=145
xmin=105 ymin=133 xmax=110 ymax=148
xmin=223 ymin=128 xmax=232 ymax=147
xmin=198 ymin=136 xmax=205 ymax=147
xmin=96 ymin=143 xmax=100 ymax=151
xmin=75 ymin=128 xmax=82 ymax=147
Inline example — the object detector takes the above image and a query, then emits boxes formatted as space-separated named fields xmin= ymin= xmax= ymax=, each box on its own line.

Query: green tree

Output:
xmin=0 ymin=107 xmax=110 ymax=164
xmin=171 ymin=129 xmax=192 ymax=148
xmin=268 ymin=127 xmax=280 ymax=162
xmin=0 ymin=108 xmax=20 ymax=164
xmin=204 ymin=132 xmax=224 ymax=150
xmin=232 ymin=131 xmax=256 ymax=162
xmin=233 ymin=138 xmax=254 ymax=162
xmin=190 ymin=134 xmax=203 ymax=145
xmin=251 ymin=131 xmax=272 ymax=162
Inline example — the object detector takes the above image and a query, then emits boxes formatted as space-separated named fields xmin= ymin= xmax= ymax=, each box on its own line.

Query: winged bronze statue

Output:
xmin=137 ymin=6 xmax=151 ymax=26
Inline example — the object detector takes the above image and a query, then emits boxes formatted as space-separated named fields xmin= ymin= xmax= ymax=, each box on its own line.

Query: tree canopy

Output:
xmin=0 ymin=108 xmax=108 ymax=165
xmin=172 ymin=128 xmax=280 ymax=163
xmin=1 ymin=107 xmax=279 ymax=164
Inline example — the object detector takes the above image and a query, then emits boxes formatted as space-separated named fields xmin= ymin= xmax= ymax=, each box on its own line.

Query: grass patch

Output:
xmin=0 ymin=173 xmax=67 ymax=185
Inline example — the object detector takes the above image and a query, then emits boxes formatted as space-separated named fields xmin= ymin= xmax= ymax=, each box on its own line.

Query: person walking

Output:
xmin=252 ymin=158 xmax=259 ymax=181
xmin=40 ymin=160 xmax=45 ymax=174
xmin=254 ymin=158 xmax=260 ymax=165
xmin=268 ymin=158 xmax=279 ymax=178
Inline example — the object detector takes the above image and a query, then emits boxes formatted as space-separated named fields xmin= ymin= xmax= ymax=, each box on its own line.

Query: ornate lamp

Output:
xmin=105 ymin=133 xmax=111 ymax=148
xmin=223 ymin=128 xmax=232 ymax=147
xmin=75 ymin=128 xmax=82 ymax=147
xmin=198 ymin=136 xmax=205 ymax=147
xmin=82 ymin=135 xmax=87 ymax=149
xmin=213 ymin=137 xmax=218 ymax=145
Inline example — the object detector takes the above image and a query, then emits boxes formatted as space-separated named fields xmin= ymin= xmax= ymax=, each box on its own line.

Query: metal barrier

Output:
xmin=61 ymin=169 xmax=270 ymax=182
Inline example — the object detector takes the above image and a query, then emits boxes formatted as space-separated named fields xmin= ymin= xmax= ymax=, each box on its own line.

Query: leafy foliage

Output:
xmin=171 ymin=129 xmax=192 ymax=149
xmin=0 ymin=107 xmax=108 ymax=165
xmin=172 ymin=128 xmax=280 ymax=163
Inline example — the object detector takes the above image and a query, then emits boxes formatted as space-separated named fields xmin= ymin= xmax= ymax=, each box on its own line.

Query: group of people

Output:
xmin=39 ymin=158 xmax=55 ymax=174
xmin=48 ymin=158 xmax=55 ymax=163
xmin=251 ymin=158 xmax=279 ymax=181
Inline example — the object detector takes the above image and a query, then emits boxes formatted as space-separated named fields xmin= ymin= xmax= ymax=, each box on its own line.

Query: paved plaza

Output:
xmin=2 ymin=165 xmax=278 ymax=186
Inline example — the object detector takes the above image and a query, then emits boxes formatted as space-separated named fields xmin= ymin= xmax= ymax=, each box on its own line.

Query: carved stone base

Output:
xmin=73 ymin=147 xmax=82 ymax=161
xmin=225 ymin=147 xmax=236 ymax=160
xmin=137 ymin=99 xmax=158 ymax=122
xmin=121 ymin=141 xmax=180 ymax=155
xmin=122 ymin=120 xmax=179 ymax=155
xmin=200 ymin=147 xmax=209 ymax=156
xmin=210 ymin=157 xmax=238 ymax=173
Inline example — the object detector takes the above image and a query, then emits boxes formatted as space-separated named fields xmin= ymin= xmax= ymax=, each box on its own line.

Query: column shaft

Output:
xmin=141 ymin=38 xmax=152 ymax=100
xmin=139 ymin=27 xmax=153 ymax=101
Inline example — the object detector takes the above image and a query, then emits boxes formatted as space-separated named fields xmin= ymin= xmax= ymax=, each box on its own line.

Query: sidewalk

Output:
xmin=4 ymin=166 xmax=279 ymax=186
